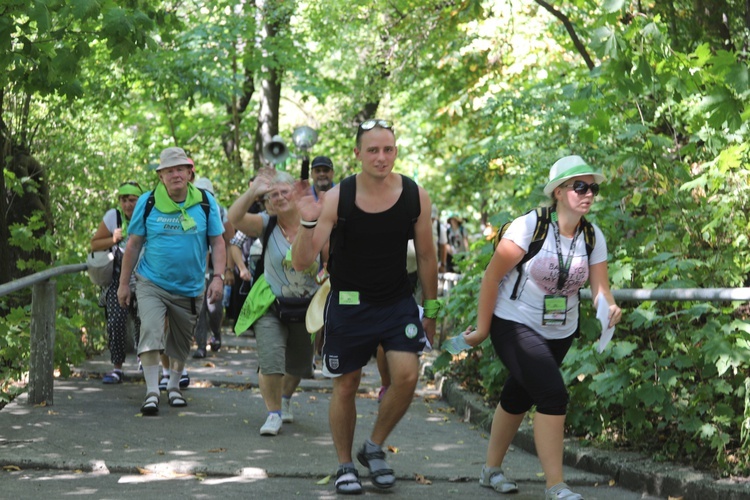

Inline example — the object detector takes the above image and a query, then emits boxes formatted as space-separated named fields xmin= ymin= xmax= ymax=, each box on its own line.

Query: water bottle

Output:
xmin=222 ymin=285 xmax=232 ymax=308
xmin=442 ymin=333 xmax=472 ymax=354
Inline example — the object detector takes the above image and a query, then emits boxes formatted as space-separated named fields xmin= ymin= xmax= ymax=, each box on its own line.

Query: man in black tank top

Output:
xmin=291 ymin=120 xmax=439 ymax=494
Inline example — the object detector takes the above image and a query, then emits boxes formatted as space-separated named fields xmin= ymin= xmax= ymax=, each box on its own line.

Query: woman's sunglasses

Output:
xmin=562 ymin=180 xmax=599 ymax=196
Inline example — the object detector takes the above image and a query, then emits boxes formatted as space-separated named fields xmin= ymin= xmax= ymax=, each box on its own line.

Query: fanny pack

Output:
xmin=273 ymin=297 xmax=312 ymax=323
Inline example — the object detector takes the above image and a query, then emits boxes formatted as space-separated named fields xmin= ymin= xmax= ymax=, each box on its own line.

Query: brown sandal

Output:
xmin=140 ymin=392 xmax=159 ymax=415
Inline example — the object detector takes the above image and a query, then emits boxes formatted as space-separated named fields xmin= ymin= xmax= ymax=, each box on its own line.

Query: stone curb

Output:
xmin=440 ymin=378 xmax=750 ymax=500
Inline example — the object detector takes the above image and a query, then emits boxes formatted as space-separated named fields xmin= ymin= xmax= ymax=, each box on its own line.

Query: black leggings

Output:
xmin=489 ymin=316 xmax=574 ymax=416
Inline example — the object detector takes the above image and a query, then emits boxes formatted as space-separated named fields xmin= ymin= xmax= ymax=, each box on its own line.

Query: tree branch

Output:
xmin=534 ymin=0 xmax=595 ymax=71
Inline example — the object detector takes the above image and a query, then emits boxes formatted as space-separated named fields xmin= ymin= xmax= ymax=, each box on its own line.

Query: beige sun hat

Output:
xmin=157 ymin=147 xmax=192 ymax=171
xmin=305 ymin=279 xmax=331 ymax=334
xmin=543 ymin=155 xmax=606 ymax=196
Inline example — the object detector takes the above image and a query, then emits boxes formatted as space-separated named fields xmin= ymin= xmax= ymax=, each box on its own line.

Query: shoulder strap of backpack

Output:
xmin=508 ymin=207 xmax=551 ymax=299
xmin=330 ymin=175 xmax=357 ymax=255
xmin=494 ymin=206 xmax=550 ymax=254
xmin=143 ymin=191 xmax=156 ymax=226
xmin=401 ymin=175 xmax=420 ymax=239
xmin=116 ymin=209 xmax=122 ymax=229
xmin=198 ymin=188 xmax=211 ymax=220
xmin=337 ymin=175 xmax=357 ymax=222
xmin=254 ymin=215 xmax=277 ymax=279
xmin=198 ymin=188 xmax=212 ymax=248
xmin=498 ymin=206 xmax=551 ymax=300
xmin=580 ymin=216 xmax=595 ymax=259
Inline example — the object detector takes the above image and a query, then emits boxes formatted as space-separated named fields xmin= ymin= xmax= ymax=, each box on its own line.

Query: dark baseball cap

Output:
xmin=311 ymin=156 xmax=333 ymax=170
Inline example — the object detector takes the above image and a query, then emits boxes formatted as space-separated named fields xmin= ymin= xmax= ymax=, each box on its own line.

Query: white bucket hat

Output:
xmin=193 ymin=177 xmax=215 ymax=195
xmin=543 ymin=155 xmax=606 ymax=196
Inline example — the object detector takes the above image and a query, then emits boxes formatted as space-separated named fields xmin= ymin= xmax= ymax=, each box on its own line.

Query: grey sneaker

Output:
xmin=281 ymin=398 xmax=294 ymax=423
xmin=545 ymin=482 xmax=583 ymax=500
xmin=259 ymin=413 xmax=282 ymax=436
xmin=479 ymin=465 xmax=519 ymax=493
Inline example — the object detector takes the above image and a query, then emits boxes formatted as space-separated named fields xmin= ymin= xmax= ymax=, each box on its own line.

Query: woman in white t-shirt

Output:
xmin=90 ymin=181 xmax=145 ymax=384
xmin=462 ymin=156 xmax=622 ymax=500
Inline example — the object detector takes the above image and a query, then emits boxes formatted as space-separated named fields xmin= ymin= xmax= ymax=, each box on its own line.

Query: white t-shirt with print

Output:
xmin=493 ymin=210 xmax=608 ymax=339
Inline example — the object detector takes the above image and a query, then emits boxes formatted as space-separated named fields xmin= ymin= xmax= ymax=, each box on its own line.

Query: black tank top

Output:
xmin=329 ymin=178 xmax=415 ymax=304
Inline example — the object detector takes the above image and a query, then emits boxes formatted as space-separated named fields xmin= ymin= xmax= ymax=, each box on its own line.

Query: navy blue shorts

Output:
xmin=321 ymin=292 xmax=426 ymax=377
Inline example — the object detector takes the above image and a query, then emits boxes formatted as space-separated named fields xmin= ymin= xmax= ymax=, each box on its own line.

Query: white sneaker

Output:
xmin=479 ymin=465 xmax=518 ymax=493
xmin=545 ymin=482 xmax=583 ymax=500
xmin=259 ymin=413 xmax=282 ymax=436
xmin=281 ymin=398 xmax=294 ymax=423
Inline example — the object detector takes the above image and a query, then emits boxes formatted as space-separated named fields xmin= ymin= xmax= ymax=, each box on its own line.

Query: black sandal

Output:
xmin=356 ymin=446 xmax=395 ymax=489
xmin=335 ymin=466 xmax=362 ymax=495
xmin=140 ymin=392 xmax=159 ymax=416
xmin=168 ymin=389 xmax=187 ymax=407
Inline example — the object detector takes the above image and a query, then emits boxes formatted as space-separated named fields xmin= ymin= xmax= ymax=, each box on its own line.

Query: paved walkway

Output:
xmin=0 ymin=330 xmax=745 ymax=499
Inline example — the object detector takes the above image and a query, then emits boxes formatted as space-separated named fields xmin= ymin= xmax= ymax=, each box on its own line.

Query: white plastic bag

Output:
xmin=86 ymin=251 xmax=115 ymax=287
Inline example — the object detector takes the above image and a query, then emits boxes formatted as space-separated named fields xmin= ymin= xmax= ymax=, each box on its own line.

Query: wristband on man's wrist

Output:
xmin=423 ymin=299 xmax=442 ymax=319
xmin=300 ymin=219 xmax=318 ymax=228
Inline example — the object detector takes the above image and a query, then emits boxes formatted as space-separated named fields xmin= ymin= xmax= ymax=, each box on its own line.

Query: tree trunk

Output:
xmin=222 ymin=49 xmax=256 ymax=170
xmin=0 ymin=93 xmax=54 ymax=289
xmin=253 ymin=0 xmax=292 ymax=170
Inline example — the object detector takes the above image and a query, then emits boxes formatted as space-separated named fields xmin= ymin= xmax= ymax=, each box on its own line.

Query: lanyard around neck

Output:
xmin=552 ymin=221 xmax=580 ymax=293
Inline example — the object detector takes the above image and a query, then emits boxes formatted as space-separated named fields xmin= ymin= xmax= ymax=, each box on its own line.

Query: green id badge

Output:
xmin=181 ymin=216 xmax=197 ymax=231
xmin=542 ymin=295 xmax=567 ymax=325
xmin=339 ymin=291 xmax=360 ymax=305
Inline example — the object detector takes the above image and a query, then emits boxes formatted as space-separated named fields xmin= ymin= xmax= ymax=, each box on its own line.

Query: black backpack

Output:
xmin=253 ymin=215 xmax=278 ymax=279
xmin=330 ymin=174 xmax=420 ymax=260
xmin=494 ymin=206 xmax=595 ymax=300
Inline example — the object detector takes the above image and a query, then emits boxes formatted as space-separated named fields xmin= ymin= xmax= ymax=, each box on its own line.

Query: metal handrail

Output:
xmin=0 ymin=264 xmax=87 ymax=298
xmin=581 ymin=288 xmax=750 ymax=301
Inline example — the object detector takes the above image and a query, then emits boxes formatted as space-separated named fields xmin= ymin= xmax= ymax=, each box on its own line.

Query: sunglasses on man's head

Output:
xmin=562 ymin=180 xmax=599 ymax=196
xmin=120 ymin=181 xmax=141 ymax=189
xmin=359 ymin=119 xmax=394 ymax=131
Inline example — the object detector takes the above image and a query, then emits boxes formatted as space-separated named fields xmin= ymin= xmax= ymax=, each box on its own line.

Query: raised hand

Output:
xmin=293 ymin=180 xmax=324 ymax=223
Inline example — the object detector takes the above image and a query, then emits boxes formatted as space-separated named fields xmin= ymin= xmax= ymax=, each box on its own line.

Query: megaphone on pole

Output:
xmin=292 ymin=126 xmax=318 ymax=152
xmin=262 ymin=135 xmax=289 ymax=165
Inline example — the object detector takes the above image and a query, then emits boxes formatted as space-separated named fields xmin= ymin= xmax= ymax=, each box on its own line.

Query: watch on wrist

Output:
xmin=213 ymin=273 xmax=224 ymax=280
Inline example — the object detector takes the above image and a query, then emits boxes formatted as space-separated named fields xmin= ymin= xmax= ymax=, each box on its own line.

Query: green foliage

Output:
xmin=431 ymin=4 xmax=750 ymax=477
xmin=0 ymin=305 xmax=31 ymax=402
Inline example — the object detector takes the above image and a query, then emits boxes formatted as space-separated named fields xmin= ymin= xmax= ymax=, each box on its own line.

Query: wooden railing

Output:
xmin=0 ymin=264 xmax=88 ymax=406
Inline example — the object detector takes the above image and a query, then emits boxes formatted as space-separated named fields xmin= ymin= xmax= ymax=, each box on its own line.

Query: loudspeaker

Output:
xmin=292 ymin=126 xmax=318 ymax=151
xmin=262 ymin=135 xmax=288 ymax=164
